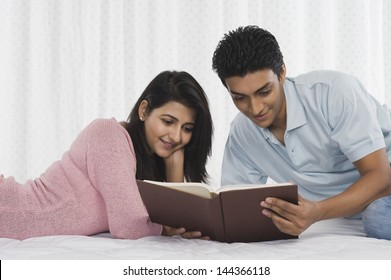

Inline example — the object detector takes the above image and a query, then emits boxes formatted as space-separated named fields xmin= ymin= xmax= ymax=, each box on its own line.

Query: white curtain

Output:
xmin=1 ymin=0 xmax=391 ymax=185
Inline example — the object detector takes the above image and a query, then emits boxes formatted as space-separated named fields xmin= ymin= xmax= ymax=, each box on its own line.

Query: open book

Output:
xmin=137 ymin=180 xmax=298 ymax=243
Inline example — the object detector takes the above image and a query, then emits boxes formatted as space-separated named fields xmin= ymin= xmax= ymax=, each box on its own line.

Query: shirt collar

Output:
xmin=284 ymin=77 xmax=307 ymax=131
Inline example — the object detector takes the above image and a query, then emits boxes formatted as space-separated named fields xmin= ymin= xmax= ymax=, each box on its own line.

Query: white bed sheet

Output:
xmin=1 ymin=218 xmax=390 ymax=260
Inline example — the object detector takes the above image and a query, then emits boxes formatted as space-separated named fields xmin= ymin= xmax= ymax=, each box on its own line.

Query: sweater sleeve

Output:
xmin=85 ymin=119 xmax=162 ymax=239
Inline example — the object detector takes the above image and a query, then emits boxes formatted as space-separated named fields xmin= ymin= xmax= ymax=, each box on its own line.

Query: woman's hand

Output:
xmin=162 ymin=225 xmax=210 ymax=240
xmin=260 ymin=195 xmax=322 ymax=236
xmin=164 ymin=148 xmax=185 ymax=182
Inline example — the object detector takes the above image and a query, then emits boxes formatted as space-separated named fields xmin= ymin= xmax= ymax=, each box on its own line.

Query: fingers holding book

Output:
xmin=162 ymin=225 xmax=210 ymax=240
xmin=260 ymin=195 xmax=319 ymax=236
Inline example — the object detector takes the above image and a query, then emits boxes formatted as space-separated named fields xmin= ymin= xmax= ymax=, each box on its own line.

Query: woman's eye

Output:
xmin=162 ymin=119 xmax=173 ymax=125
xmin=183 ymin=126 xmax=194 ymax=133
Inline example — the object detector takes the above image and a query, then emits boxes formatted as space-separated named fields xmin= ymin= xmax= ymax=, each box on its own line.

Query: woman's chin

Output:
xmin=154 ymin=149 xmax=172 ymax=159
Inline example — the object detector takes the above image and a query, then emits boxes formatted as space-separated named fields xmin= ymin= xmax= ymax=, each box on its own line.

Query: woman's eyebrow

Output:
xmin=161 ymin=114 xmax=178 ymax=120
xmin=161 ymin=114 xmax=195 ymax=125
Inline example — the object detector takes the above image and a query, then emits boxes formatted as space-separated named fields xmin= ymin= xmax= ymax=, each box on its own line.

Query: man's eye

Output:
xmin=259 ymin=90 xmax=271 ymax=96
xmin=231 ymin=94 xmax=244 ymax=100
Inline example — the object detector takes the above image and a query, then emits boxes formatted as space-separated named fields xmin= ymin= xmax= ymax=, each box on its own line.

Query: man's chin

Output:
xmin=251 ymin=119 xmax=269 ymax=129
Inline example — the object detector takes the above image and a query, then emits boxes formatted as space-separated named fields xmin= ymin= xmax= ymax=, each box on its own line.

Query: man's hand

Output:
xmin=260 ymin=195 xmax=321 ymax=236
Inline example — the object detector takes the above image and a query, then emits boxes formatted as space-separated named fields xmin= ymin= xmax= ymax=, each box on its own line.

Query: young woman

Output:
xmin=0 ymin=70 xmax=213 ymax=240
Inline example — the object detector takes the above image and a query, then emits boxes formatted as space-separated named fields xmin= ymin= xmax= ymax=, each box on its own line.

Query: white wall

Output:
xmin=1 ymin=0 xmax=391 ymax=185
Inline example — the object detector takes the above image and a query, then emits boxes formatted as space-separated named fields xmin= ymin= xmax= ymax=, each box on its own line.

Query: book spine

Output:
xmin=210 ymin=196 xmax=225 ymax=242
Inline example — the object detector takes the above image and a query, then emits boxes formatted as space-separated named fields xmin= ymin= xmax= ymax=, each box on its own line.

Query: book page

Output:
xmin=143 ymin=180 xmax=218 ymax=199
xmin=216 ymin=182 xmax=294 ymax=193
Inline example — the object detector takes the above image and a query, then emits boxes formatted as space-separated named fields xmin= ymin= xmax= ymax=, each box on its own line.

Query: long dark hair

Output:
xmin=125 ymin=71 xmax=213 ymax=183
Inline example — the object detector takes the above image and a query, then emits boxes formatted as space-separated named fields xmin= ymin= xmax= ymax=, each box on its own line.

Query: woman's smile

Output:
xmin=160 ymin=138 xmax=178 ymax=150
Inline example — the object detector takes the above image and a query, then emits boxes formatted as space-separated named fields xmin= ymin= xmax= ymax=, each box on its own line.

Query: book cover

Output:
xmin=137 ymin=180 xmax=298 ymax=243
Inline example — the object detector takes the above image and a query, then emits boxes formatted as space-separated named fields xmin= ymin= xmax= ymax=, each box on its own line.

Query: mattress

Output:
xmin=1 ymin=217 xmax=390 ymax=260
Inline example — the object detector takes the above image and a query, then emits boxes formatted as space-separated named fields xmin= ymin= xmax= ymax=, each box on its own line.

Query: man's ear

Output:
xmin=138 ymin=100 xmax=149 ymax=121
xmin=279 ymin=64 xmax=287 ymax=82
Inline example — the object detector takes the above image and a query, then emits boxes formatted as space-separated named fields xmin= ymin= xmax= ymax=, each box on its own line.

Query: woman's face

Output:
xmin=139 ymin=100 xmax=196 ymax=158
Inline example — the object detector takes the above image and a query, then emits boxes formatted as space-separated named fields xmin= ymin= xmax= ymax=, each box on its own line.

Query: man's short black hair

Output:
xmin=212 ymin=25 xmax=285 ymax=86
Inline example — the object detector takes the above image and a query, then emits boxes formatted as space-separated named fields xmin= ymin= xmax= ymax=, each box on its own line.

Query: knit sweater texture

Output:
xmin=0 ymin=118 xmax=162 ymax=240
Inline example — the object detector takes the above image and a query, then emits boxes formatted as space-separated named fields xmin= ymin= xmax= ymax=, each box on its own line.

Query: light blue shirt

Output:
xmin=221 ymin=70 xmax=391 ymax=201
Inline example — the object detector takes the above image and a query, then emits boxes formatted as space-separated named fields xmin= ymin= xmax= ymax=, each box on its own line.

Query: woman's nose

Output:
xmin=169 ymin=126 xmax=182 ymax=143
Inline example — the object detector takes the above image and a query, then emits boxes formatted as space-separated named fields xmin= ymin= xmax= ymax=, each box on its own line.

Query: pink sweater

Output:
xmin=0 ymin=118 xmax=162 ymax=240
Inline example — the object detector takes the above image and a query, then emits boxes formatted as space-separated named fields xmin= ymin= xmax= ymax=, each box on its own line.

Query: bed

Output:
xmin=1 ymin=217 xmax=390 ymax=260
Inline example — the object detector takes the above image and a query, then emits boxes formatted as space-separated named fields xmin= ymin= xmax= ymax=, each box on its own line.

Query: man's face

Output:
xmin=224 ymin=68 xmax=286 ymax=130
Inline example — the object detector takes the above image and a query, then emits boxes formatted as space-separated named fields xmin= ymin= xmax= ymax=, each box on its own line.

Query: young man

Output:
xmin=212 ymin=25 xmax=391 ymax=239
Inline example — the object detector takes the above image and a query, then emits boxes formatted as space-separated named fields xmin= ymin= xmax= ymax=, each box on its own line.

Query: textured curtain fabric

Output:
xmin=1 ymin=0 xmax=391 ymax=185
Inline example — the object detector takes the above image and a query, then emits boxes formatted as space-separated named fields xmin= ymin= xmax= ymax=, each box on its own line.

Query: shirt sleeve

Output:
xmin=86 ymin=119 xmax=162 ymax=239
xmin=328 ymin=75 xmax=386 ymax=162
xmin=221 ymin=116 xmax=268 ymax=186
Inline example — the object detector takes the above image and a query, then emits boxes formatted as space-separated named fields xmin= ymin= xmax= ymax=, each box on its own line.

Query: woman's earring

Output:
xmin=140 ymin=116 xmax=144 ymax=121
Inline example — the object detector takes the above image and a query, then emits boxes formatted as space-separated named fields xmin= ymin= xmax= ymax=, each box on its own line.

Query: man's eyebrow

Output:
xmin=229 ymin=82 xmax=273 ymax=96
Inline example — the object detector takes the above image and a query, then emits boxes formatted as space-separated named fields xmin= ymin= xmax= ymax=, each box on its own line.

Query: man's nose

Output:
xmin=249 ymin=97 xmax=264 ymax=115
